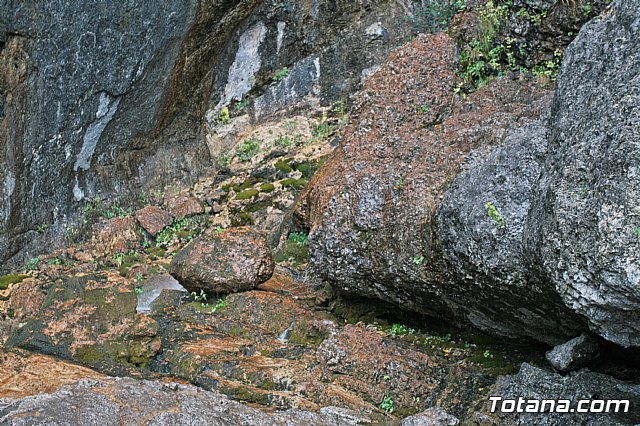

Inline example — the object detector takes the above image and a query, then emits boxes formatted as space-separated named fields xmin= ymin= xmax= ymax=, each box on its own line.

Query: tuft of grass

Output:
xmin=235 ymin=137 xmax=261 ymax=162
xmin=273 ymin=67 xmax=289 ymax=82
xmin=259 ymin=183 xmax=275 ymax=193
xmin=485 ymin=201 xmax=505 ymax=229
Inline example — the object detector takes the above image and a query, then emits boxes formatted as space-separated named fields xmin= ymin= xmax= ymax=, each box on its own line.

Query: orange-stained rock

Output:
xmin=169 ymin=227 xmax=274 ymax=294
xmin=87 ymin=217 xmax=142 ymax=256
xmin=0 ymin=350 xmax=105 ymax=399
xmin=135 ymin=205 xmax=173 ymax=236
xmin=164 ymin=192 xmax=204 ymax=219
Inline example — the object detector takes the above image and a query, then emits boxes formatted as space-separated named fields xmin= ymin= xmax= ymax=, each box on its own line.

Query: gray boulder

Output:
xmin=0 ymin=378 xmax=365 ymax=425
xmin=483 ymin=363 xmax=640 ymax=426
xmin=525 ymin=0 xmax=640 ymax=348
xmin=438 ymin=119 xmax=585 ymax=343
xmin=546 ymin=333 xmax=600 ymax=372
xmin=400 ymin=407 xmax=459 ymax=426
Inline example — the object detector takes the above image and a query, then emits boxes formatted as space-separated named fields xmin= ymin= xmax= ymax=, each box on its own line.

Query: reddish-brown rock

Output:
xmin=88 ymin=217 xmax=142 ymax=256
xmin=135 ymin=205 xmax=173 ymax=236
xmin=164 ymin=193 xmax=204 ymax=219
xmin=169 ymin=227 xmax=274 ymax=294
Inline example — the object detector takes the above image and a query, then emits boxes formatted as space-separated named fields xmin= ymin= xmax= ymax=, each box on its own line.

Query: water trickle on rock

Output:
xmin=136 ymin=274 xmax=186 ymax=313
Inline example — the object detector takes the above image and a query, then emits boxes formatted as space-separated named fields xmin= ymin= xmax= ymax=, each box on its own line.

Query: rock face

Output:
xmin=169 ymin=227 xmax=274 ymax=294
xmin=482 ymin=363 xmax=640 ymax=426
xmin=0 ymin=378 xmax=366 ymax=426
xmin=524 ymin=0 xmax=640 ymax=348
xmin=0 ymin=0 xmax=414 ymax=270
xmin=303 ymin=1 xmax=640 ymax=347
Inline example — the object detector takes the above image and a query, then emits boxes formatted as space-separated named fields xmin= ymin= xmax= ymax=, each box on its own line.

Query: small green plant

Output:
xmin=532 ymin=48 xmax=563 ymax=83
xmin=47 ymin=257 xmax=63 ymax=265
xmin=235 ymin=137 xmax=261 ymax=162
xmin=483 ymin=349 xmax=493 ymax=358
xmin=458 ymin=0 xmax=509 ymax=89
xmin=273 ymin=67 xmax=289 ymax=82
xmin=214 ymin=226 xmax=225 ymax=234
xmin=410 ymin=0 xmax=465 ymax=34
xmin=424 ymin=333 xmax=452 ymax=345
xmin=412 ymin=255 xmax=425 ymax=265
xmin=380 ymin=394 xmax=395 ymax=414
xmin=134 ymin=286 xmax=144 ymax=295
xmin=212 ymin=298 xmax=226 ymax=313
xmin=485 ymin=201 xmax=505 ymax=229
xmin=112 ymin=252 xmax=126 ymax=267
xmin=24 ymin=257 xmax=40 ymax=271
xmin=216 ymin=152 xmax=233 ymax=169
xmin=156 ymin=217 xmax=200 ymax=246
xmin=191 ymin=289 xmax=209 ymax=307
xmin=233 ymin=99 xmax=248 ymax=113
xmin=274 ymin=134 xmax=295 ymax=149
xmin=218 ymin=106 xmax=231 ymax=124
xmin=311 ymin=122 xmax=335 ymax=140
xmin=418 ymin=105 xmax=430 ymax=113
xmin=583 ymin=1 xmax=592 ymax=16
xmin=389 ymin=323 xmax=415 ymax=336
xmin=36 ymin=223 xmax=49 ymax=234
xmin=288 ymin=232 xmax=309 ymax=247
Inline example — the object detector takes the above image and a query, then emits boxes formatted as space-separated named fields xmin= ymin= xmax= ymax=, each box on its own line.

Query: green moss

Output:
xmin=259 ymin=183 xmax=275 ymax=193
xmin=293 ymin=161 xmax=318 ymax=179
xmin=236 ymin=189 xmax=260 ymax=200
xmin=231 ymin=211 xmax=254 ymax=226
xmin=274 ymin=160 xmax=292 ymax=173
xmin=274 ymin=241 xmax=309 ymax=266
xmin=237 ymin=177 xmax=258 ymax=190
xmin=246 ymin=201 xmax=271 ymax=213
xmin=145 ymin=246 xmax=166 ymax=259
xmin=221 ymin=386 xmax=271 ymax=406
xmin=280 ymin=178 xmax=307 ymax=190
xmin=0 ymin=274 xmax=29 ymax=289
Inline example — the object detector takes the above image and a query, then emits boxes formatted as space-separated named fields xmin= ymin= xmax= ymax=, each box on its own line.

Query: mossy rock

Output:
xmin=0 ymin=274 xmax=29 ymax=289
xmin=145 ymin=246 xmax=166 ymax=259
xmin=236 ymin=189 xmax=260 ymax=200
xmin=246 ymin=201 xmax=271 ymax=213
xmin=231 ymin=211 xmax=254 ymax=226
xmin=293 ymin=161 xmax=318 ymax=179
xmin=280 ymin=178 xmax=307 ymax=190
xmin=259 ymin=183 xmax=275 ymax=193
xmin=274 ymin=160 xmax=292 ymax=173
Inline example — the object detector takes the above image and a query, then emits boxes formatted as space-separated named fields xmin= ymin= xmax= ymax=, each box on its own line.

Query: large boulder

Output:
xmin=437 ymin=119 xmax=585 ymax=343
xmin=169 ymin=227 xmax=275 ymax=294
xmin=524 ymin=0 xmax=640 ymax=348
xmin=301 ymin=32 xmax=559 ymax=341
xmin=479 ymin=363 xmax=640 ymax=425
xmin=303 ymin=1 xmax=640 ymax=347
xmin=0 ymin=378 xmax=366 ymax=425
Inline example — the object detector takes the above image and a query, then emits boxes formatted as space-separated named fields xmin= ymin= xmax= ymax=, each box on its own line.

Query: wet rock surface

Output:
xmin=169 ymin=227 xmax=275 ymax=294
